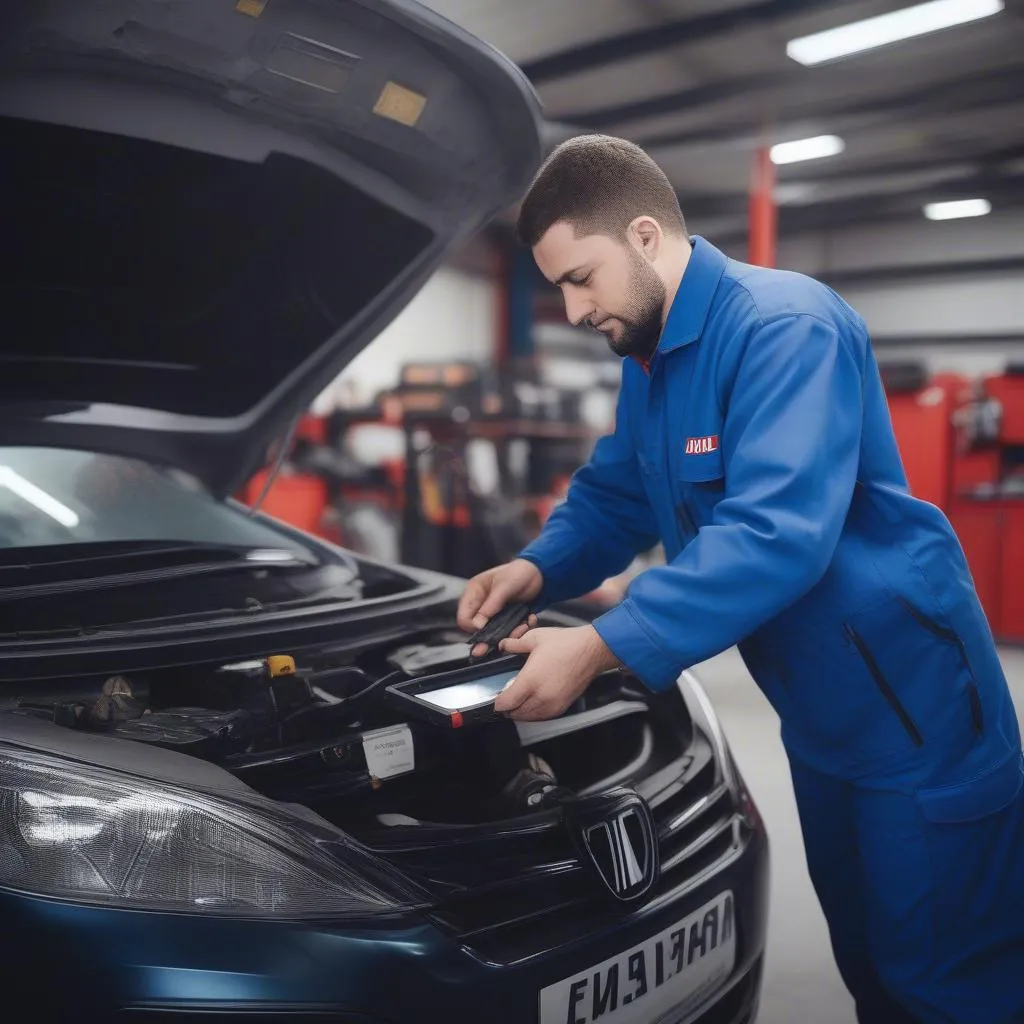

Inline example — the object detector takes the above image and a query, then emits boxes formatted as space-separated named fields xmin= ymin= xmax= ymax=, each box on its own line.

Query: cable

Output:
xmin=339 ymin=668 xmax=409 ymax=709
xmin=276 ymin=668 xmax=409 ymax=734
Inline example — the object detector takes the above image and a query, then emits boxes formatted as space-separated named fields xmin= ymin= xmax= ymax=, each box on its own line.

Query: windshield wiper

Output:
xmin=0 ymin=540 xmax=318 ymax=572
xmin=0 ymin=541 xmax=330 ymax=603
xmin=0 ymin=557 xmax=325 ymax=603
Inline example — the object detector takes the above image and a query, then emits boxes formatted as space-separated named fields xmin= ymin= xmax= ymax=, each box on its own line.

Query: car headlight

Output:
xmin=0 ymin=746 xmax=428 ymax=919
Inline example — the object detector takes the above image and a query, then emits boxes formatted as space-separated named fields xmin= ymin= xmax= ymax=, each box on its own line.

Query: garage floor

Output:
xmin=691 ymin=645 xmax=1024 ymax=1024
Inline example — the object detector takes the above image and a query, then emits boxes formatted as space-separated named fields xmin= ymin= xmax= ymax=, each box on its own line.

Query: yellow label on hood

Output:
xmin=373 ymin=81 xmax=426 ymax=127
xmin=236 ymin=0 xmax=269 ymax=17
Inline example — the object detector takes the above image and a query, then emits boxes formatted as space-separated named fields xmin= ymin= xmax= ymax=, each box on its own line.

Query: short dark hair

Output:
xmin=516 ymin=134 xmax=687 ymax=247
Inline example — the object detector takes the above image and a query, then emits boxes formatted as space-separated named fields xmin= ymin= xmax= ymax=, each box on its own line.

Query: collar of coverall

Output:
xmin=633 ymin=235 xmax=730 ymax=374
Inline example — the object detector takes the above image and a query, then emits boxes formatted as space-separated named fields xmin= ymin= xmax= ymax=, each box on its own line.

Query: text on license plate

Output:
xmin=539 ymin=891 xmax=735 ymax=1024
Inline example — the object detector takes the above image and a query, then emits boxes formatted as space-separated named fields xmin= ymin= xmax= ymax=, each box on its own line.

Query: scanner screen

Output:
xmin=416 ymin=670 xmax=518 ymax=711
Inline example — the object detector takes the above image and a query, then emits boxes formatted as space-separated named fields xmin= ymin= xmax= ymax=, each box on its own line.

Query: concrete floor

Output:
xmin=690 ymin=645 xmax=1024 ymax=1024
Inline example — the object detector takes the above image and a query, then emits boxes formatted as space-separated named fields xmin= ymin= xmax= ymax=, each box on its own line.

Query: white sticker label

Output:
xmin=361 ymin=724 xmax=415 ymax=780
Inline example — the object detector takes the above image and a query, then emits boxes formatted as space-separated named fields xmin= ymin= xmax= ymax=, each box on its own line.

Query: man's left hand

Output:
xmin=494 ymin=625 xmax=621 ymax=721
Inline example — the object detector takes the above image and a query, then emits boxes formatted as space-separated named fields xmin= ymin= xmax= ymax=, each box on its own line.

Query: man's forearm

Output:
xmin=518 ymin=402 xmax=661 ymax=609
xmin=518 ymin=505 xmax=647 ymax=608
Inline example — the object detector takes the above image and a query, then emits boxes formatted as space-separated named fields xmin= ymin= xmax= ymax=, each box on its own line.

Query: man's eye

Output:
xmin=571 ymin=274 xmax=592 ymax=286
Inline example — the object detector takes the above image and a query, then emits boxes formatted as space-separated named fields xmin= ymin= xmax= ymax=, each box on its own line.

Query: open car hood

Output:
xmin=0 ymin=0 xmax=543 ymax=497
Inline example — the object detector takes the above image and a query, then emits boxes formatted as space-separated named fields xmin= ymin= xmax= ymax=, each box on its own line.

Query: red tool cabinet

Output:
xmin=944 ymin=371 xmax=1024 ymax=644
xmin=886 ymin=372 xmax=965 ymax=510
xmin=948 ymin=501 xmax=1004 ymax=635
xmin=999 ymin=504 xmax=1024 ymax=642
xmin=242 ymin=470 xmax=331 ymax=538
xmin=886 ymin=368 xmax=1024 ymax=644
xmin=947 ymin=500 xmax=1024 ymax=644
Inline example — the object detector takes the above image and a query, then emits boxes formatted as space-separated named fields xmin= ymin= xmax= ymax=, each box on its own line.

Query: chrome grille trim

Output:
xmin=662 ymin=781 xmax=731 ymax=835
xmin=661 ymin=816 xmax=737 ymax=874
xmin=641 ymin=818 xmax=752 ymax=918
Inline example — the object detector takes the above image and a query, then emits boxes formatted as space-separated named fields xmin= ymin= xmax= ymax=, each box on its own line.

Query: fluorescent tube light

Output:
xmin=924 ymin=198 xmax=992 ymax=221
xmin=0 ymin=467 xmax=80 ymax=528
xmin=770 ymin=135 xmax=845 ymax=165
xmin=787 ymin=0 xmax=1004 ymax=66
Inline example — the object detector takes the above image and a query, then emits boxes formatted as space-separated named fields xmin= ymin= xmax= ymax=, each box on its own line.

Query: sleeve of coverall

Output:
xmin=517 ymin=382 xmax=662 ymax=608
xmin=593 ymin=314 xmax=864 ymax=690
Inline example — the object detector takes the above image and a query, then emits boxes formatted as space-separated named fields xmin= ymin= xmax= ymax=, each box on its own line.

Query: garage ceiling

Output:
xmin=422 ymin=0 xmax=1024 ymax=242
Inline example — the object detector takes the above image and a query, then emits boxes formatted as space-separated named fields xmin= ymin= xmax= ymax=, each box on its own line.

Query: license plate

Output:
xmin=539 ymin=891 xmax=735 ymax=1024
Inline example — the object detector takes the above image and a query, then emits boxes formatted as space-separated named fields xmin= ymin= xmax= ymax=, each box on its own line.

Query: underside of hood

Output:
xmin=0 ymin=0 xmax=544 ymax=496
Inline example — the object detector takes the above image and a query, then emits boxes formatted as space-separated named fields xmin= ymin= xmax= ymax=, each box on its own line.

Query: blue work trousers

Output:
xmin=789 ymin=743 xmax=1024 ymax=1024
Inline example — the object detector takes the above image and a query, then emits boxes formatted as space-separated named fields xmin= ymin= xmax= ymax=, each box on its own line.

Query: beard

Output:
xmin=599 ymin=251 xmax=666 ymax=361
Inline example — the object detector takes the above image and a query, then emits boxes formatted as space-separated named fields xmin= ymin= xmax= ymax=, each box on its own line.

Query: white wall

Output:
xmin=779 ymin=208 xmax=1024 ymax=275
xmin=838 ymin=273 xmax=1024 ymax=339
xmin=313 ymin=265 xmax=498 ymax=412
xmin=309 ymin=264 xmax=499 ymax=466
xmin=777 ymin=209 xmax=1024 ymax=375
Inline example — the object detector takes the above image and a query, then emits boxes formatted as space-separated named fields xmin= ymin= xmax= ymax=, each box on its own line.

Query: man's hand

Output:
xmin=493 ymin=626 xmax=621 ymax=721
xmin=458 ymin=559 xmax=544 ymax=659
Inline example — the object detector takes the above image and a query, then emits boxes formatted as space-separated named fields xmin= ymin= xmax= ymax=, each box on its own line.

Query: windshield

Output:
xmin=0 ymin=448 xmax=316 ymax=559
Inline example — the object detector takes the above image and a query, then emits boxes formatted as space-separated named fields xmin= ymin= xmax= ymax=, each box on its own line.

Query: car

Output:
xmin=0 ymin=1 xmax=769 ymax=1021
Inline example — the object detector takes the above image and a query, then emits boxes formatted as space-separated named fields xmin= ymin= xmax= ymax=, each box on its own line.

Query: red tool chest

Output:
xmin=886 ymin=367 xmax=1024 ymax=644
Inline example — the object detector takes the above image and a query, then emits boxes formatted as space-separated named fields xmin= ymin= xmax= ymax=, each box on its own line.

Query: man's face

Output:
xmin=532 ymin=221 xmax=666 ymax=360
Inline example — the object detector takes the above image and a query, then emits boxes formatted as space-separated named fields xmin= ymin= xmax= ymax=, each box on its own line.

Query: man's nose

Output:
xmin=564 ymin=291 xmax=593 ymax=328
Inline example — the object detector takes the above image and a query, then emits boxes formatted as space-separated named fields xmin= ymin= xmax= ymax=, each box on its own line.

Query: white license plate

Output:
xmin=539 ymin=891 xmax=736 ymax=1024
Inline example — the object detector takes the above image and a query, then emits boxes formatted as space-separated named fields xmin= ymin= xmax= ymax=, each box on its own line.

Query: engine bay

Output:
xmin=0 ymin=627 xmax=694 ymax=833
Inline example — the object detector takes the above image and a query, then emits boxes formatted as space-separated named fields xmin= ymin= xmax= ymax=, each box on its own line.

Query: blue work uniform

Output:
xmin=519 ymin=236 xmax=1024 ymax=1024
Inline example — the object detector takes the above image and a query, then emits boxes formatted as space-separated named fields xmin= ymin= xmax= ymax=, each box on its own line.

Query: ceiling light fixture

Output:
xmin=769 ymin=135 xmax=845 ymax=165
xmin=924 ymin=198 xmax=992 ymax=221
xmin=786 ymin=0 xmax=1004 ymax=67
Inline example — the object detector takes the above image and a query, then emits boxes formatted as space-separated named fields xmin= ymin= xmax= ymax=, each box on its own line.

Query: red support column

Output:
xmin=748 ymin=145 xmax=777 ymax=268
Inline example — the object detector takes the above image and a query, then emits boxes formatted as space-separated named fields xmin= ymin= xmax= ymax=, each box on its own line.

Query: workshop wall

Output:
xmin=315 ymin=266 xmax=498 ymax=411
xmin=308 ymin=263 xmax=499 ymax=468
xmin=777 ymin=210 xmax=1024 ymax=375
xmin=841 ymin=274 xmax=1024 ymax=338
xmin=779 ymin=208 xmax=1024 ymax=276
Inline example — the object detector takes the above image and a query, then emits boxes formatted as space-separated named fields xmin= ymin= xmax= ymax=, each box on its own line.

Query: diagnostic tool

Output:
xmin=467 ymin=602 xmax=533 ymax=662
xmin=384 ymin=655 xmax=526 ymax=729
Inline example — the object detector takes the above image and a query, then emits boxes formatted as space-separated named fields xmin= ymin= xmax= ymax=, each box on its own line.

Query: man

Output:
xmin=457 ymin=135 xmax=1024 ymax=1024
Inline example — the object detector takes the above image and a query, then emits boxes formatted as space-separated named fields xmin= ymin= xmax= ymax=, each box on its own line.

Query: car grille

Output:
xmin=371 ymin=731 xmax=749 ymax=966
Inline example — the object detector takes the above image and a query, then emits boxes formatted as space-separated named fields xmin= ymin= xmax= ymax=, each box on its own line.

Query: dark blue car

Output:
xmin=0 ymin=1 xmax=769 ymax=1020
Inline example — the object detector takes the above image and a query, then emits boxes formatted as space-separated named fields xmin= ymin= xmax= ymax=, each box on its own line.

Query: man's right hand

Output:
xmin=457 ymin=558 xmax=544 ymax=659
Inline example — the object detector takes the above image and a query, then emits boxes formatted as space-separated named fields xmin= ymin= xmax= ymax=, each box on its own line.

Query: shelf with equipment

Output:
xmin=386 ymin=360 xmax=600 ymax=579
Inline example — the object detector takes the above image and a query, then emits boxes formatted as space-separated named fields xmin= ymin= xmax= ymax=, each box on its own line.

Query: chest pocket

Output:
xmin=675 ymin=442 xmax=726 ymax=538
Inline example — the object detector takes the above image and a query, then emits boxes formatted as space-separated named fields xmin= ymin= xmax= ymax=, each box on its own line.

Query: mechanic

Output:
xmin=457 ymin=135 xmax=1024 ymax=1024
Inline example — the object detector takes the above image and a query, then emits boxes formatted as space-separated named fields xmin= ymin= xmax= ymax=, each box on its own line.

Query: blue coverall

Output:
xmin=519 ymin=236 xmax=1024 ymax=1024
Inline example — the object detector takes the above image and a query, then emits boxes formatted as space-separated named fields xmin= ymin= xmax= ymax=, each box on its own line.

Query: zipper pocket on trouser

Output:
xmin=897 ymin=598 xmax=984 ymax=736
xmin=844 ymin=623 xmax=925 ymax=747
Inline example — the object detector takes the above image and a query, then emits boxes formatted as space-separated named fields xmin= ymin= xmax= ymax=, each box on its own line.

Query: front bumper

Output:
xmin=3 ymin=822 xmax=767 ymax=1024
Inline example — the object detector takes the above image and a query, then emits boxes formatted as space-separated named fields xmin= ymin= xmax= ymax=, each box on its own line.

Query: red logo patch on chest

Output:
xmin=685 ymin=435 xmax=719 ymax=455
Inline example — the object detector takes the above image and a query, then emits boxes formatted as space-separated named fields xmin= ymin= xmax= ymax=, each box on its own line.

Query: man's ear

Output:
xmin=628 ymin=216 xmax=663 ymax=262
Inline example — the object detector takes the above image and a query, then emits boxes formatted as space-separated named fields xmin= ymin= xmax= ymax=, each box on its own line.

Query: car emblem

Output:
xmin=560 ymin=788 xmax=659 ymax=905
